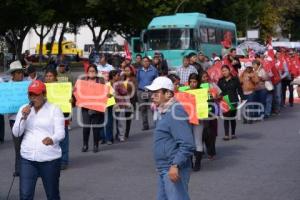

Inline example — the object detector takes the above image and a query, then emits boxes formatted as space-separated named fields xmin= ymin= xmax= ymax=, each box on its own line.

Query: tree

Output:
xmin=33 ymin=1 xmax=56 ymax=62
xmin=0 ymin=0 xmax=39 ymax=59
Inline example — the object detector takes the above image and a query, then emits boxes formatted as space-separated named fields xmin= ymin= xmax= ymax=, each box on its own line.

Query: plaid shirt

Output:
xmin=176 ymin=65 xmax=198 ymax=84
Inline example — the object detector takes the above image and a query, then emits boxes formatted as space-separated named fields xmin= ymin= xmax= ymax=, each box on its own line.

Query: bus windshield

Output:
xmin=146 ymin=28 xmax=192 ymax=50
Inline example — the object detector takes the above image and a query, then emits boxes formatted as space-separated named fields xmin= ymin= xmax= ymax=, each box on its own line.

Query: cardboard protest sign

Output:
xmin=46 ymin=82 xmax=72 ymax=113
xmin=74 ymin=80 xmax=109 ymax=112
xmin=186 ymin=89 xmax=209 ymax=119
xmin=175 ymin=92 xmax=199 ymax=125
xmin=0 ymin=81 xmax=30 ymax=114
xmin=178 ymin=86 xmax=190 ymax=92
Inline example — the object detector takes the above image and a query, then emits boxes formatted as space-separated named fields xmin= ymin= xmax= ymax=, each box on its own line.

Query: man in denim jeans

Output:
xmin=146 ymin=77 xmax=195 ymax=200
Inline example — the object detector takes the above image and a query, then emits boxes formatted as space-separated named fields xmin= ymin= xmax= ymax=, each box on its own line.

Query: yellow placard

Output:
xmin=46 ymin=82 xmax=72 ymax=113
xmin=106 ymin=82 xmax=116 ymax=107
xmin=107 ymin=97 xmax=116 ymax=107
xmin=186 ymin=89 xmax=209 ymax=119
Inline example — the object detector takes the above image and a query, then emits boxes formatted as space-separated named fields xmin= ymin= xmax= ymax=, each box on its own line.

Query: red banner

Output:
xmin=175 ymin=92 xmax=199 ymax=125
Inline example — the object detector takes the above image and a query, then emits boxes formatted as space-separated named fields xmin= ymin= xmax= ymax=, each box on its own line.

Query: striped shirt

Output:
xmin=176 ymin=65 xmax=198 ymax=84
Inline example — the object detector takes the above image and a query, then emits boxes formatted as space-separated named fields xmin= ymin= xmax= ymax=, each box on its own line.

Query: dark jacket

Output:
xmin=191 ymin=62 xmax=204 ymax=76
xmin=154 ymin=59 xmax=169 ymax=76
xmin=218 ymin=76 xmax=245 ymax=104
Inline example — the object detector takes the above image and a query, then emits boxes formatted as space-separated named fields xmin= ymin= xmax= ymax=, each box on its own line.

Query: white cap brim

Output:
xmin=145 ymin=84 xmax=161 ymax=91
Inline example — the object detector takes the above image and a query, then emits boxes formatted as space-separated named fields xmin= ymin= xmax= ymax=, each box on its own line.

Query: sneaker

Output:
xmin=81 ymin=146 xmax=88 ymax=152
xmin=208 ymin=155 xmax=215 ymax=160
xmin=142 ymin=126 xmax=149 ymax=131
xmin=231 ymin=135 xmax=237 ymax=139
xmin=106 ymin=141 xmax=113 ymax=145
xmin=223 ymin=136 xmax=230 ymax=141
xmin=119 ymin=138 xmax=125 ymax=142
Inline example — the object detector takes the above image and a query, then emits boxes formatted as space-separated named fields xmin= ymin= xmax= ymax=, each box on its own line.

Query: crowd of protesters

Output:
xmin=1 ymin=42 xmax=300 ymax=199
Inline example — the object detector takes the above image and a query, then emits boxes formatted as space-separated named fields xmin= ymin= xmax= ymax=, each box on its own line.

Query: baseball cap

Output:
xmin=245 ymin=62 xmax=253 ymax=68
xmin=28 ymin=80 xmax=46 ymax=95
xmin=145 ymin=77 xmax=174 ymax=92
xmin=213 ymin=57 xmax=221 ymax=62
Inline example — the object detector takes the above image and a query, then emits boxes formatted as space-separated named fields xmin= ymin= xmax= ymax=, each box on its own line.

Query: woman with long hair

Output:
xmin=76 ymin=64 xmax=105 ymax=152
xmin=200 ymin=71 xmax=221 ymax=159
xmin=218 ymin=65 xmax=245 ymax=140
xmin=187 ymin=73 xmax=204 ymax=171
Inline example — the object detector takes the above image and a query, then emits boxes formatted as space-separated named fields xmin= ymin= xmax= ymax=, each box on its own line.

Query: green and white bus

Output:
xmin=131 ymin=12 xmax=237 ymax=69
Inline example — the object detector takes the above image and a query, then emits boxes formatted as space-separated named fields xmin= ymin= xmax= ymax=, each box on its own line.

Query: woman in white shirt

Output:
xmin=12 ymin=80 xmax=65 ymax=200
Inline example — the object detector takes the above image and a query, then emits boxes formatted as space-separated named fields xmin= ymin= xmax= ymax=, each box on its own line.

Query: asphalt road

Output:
xmin=1 ymin=90 xmax=300 ymax=199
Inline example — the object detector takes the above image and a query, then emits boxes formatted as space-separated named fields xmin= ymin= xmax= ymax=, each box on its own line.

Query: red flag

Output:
xmin=82 ymin=60 xmax=90 ymax=73
xmin=124 ymin=41 xmax=131 ymax=59
xmin=175 ymin=92 xmax=199 ymax=125
xmin=207 ymin=61 xmax=222 ymax=83
xmin=220 ymin=99 xmax=230 ymax=113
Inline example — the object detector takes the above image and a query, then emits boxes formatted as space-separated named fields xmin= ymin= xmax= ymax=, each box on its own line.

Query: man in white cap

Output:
xmin=145 ymin=77 xmax=195 ymax=200
xmin=7 ymin=60 xmax=25 ymax=176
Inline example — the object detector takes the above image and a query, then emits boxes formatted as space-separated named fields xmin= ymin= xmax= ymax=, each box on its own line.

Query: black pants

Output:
xmin=223 ymin=110 xmax=237 ymax=136
xmin=10 ymin=120 xmax=22 ymax=174
xmin=0 ymin=114 xmax=4 ymax=142
xmin=81 ymin=109 xmax=104 ymax=147
xmin=202 ymin=119 xmax=217 ymax=156
xmin=281 ymin=79 xmax=294 ymax=106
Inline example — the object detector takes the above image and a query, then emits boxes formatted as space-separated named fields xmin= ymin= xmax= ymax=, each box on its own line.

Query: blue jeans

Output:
xmin=100 ymin=106 xmax=113 ymax=142
xmin=59 ymin=126 xmax=69 ymax=165
xmin=254 ymin=89 xmax=268 ymax=118
xmin=157 ymin=167 xmax=191 ymax=200
xmin=265 ymin=91 xmax=273 ymax=117
xmin=20 ymin=158 xmax=61 ymax=200
xmin=273 ymin=82 xmax=282 ymax=112
xmin=243 ymin=93 xmax=256 ymax=120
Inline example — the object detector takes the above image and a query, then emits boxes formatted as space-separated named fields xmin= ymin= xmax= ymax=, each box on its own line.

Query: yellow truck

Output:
xmin=35 ymin=40 xmax=83 ymax=56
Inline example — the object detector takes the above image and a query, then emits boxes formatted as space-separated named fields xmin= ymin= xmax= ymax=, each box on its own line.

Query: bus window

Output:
xmin=208 ymin=28 xmax=216 ymax=44
xmin=200 ymin=27 xmax=208 ymax=43
xmin=147 ymin=29 xmax=169 ymax=50
xmin=216 ymin=28 xmax=223 ymax=44
xmin=223 ymin=30 xmax=236 ymax=45
xmin=147 ymin=29 xmax=192 ymax=50
xmin=231 ymin=30 xmax=237 ymax=44
xmin=170 ymin=29 xmax=190 ymax=49
xmin=133 ymin=39 xmax=143 ymax=53
xmin=193 ymin=29 xmax=201 ymax=50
